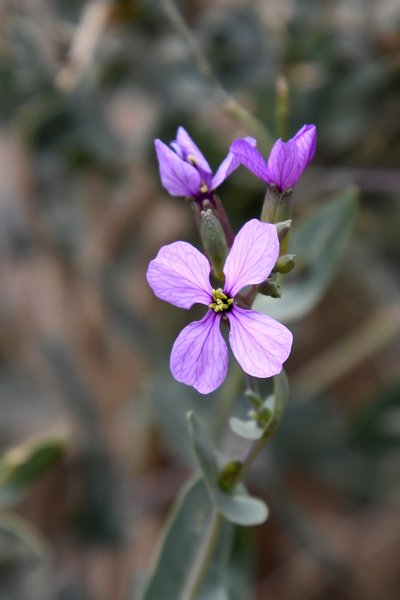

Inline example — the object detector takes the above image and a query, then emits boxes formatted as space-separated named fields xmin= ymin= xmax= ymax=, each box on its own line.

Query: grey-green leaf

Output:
xmin=188 ymin=412 xmax=269 ymax=526
xmin=141 ymin=476 xmax=233 ymax=600
xmin=254 ymin=187 xmax=359 ymax=322
xmin=229 ymin=417 xmax=264 ymax=440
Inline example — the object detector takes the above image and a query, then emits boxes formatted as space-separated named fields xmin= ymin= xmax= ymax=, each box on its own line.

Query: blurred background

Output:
xmin=1 ymin=1 xmax=400 ymax=598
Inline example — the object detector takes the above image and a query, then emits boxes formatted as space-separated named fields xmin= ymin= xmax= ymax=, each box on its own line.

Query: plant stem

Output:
xmin=181 ymin=509 xmax=223 ymax=600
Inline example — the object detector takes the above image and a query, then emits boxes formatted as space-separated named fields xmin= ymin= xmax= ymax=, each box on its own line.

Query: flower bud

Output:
xmin=218 ymin=460 xmax=242 ymax=492
xmin=200 ymin=209 xmax=228 ymax=280
xmin=274 ymin=254 xmax=296 ymax=274
xmin=275 ymin=219 xmax=292 ymax=241
xmin=260 ymin=276 xmax=282 ymax=298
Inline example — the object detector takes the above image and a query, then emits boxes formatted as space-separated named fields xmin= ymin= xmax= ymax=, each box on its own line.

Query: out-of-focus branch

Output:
xmin=293 ymin=304 xmax=400 ymax=399
xmin=55 ymin=1 xmax=112 ymax=92
xmin=163 ymin=0 xmax=272 ymax=150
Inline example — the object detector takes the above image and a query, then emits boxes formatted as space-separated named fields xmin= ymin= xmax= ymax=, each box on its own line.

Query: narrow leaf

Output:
xmin=141 ymin=477 xmax=233 ymax=600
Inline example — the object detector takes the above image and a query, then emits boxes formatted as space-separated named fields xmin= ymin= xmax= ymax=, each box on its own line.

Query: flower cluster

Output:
xmin=148 ymin=124 xmax=316 ymax=393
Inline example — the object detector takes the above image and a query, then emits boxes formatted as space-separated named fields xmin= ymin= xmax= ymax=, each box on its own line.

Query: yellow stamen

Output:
xmin=199 ymin=182 xmax=208 ymax=194
xmin=187 ymin=154 xmax=197 ymax=165
xmin=208 ymin=288 xmax=234 ymax=313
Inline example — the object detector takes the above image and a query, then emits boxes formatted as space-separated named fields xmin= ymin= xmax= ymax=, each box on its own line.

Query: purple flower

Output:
xmin=155 ymin=126 xmax=256 ymax=201
xmin=147 ymin=219 xmax=292 ymax=394
xmin=230 ymin=124 xmax=316 ymax=192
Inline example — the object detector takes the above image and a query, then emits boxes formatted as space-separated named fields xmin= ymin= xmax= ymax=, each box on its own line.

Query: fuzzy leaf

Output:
xmin=229 ymin=417 xmax=264 ymax=440
xmin=141 ymin=476 xmax=233 ymax=600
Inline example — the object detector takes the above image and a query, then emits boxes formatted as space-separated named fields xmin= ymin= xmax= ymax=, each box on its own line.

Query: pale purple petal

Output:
xmin=228 ymin=307 xmax=292 ymax=378
xmin=212 ymin=136 xmax=257 ymax=189
xmin=147 ymin=241 xmax=212 ymax=309
xmin=293 ymin=124 xmax=316 ymax=168
xmin=266 ymin=139 xmax=298 ymax=190
xmin=170 ymin=311 xmax=228 ymax=394
xmin=267 ymin=124 xmax=316 ymax=190
xmin=175 ymin=127 xmax=212 ymax=176
xmin=223 ymin=219 xmax=279 ymax=297
xmin=229 ymin=139 xmax=269 ymax=183
xmin=155 ymin=139 xmax=201 ymax=197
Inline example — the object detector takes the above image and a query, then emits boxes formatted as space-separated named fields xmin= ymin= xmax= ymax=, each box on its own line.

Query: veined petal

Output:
xmin=223 ymin=219 xmax=279 ymax=297
xmin=266 ymin=139 xmax=298 ymax=190
xmin=170 ymin=312 xmax=228 ymax=394
xmin=147 ymin=241 xmax=212 ymax=309
xmin=228 ymin=307 xmax=292 ymax=378
xmin=175 ymin=127 xmax=212 ymax=176
xmin=155 ymin=139 xmax=201 ymax=197
xmin=229 ymin=139 xmax=269 ymax=183
xmin=293 ymin=124 xmax=316 ymax=168
xmin=212 ymin=136 xmax=257 ymax=189
xmin=267 ymin=124 xmax=316 ymax=190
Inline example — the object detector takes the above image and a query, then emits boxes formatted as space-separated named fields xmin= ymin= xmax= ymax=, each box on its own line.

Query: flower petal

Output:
xmin=170 ymin=312 xmax=228 ymax=394
xmin=155 ymin=139 xmax=201 ymax=197
xmin=223 ymin=219 xmax=279 ymax=297
xmin=229 ymin=139 xmax=269 ymax=183
xmin=293 ymin=124 xmax=316 ymax=167
xmin=266 ymin=139 xmax=298 ymax=190
xmin=212 ymin=136 xmax=257 ymax=189
xmin=228 ymin=307 xmax=292 ymax=378
xmin=175 ymin=127 xmax=212 ymax=177
xmin=267 ymin=124 xmax=316 ymax=190
xmin=147 ymin=241 xmax=212 ymax=309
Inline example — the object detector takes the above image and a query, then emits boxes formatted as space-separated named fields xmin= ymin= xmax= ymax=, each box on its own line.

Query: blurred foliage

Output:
xmin=0 ymin=431 xmax=67 ymax=507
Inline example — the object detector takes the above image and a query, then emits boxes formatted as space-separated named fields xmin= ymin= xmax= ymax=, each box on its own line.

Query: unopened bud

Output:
xmin=275 ymin=219 xmax=292 ymax=241
xmin=245 ymin=389 xmax=263 ymax=408
xmin=200 ymin=209 xmax=228 ymax=280
xmin=260 ymin=276 xmax=282 ymax=298
xmin=218 ymin=460 xmax=242 ymax=492
xmin=274 ymin=254 xmax=296 ymax=274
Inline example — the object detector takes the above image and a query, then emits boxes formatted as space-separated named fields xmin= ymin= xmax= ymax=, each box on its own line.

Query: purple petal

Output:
xmin=266 ymin=124 xmax=316 ymax=190
xmin=229 ymin=139 xmax=269 ymax=183
xmin=175 ymin=127 xmax=212 ymax=177
xmin=293 ymin=124 xmax=316 ymax=167
xmin=266 ymin=139 xmax=298 ymax=190
xmin=224 ymin=219 xmax=279 ymax=297
xmin=154 ymin=139 xmax=201 ymax=197
xmin=212 ymin=136 xmax=257 ymax=189
xmin=147 ymin=241 xmax=212 ymax=309
xmin=228 ymin=307 xmax=292 ymax=378
xmin=170 ymin=312 xmax=228 ymax=394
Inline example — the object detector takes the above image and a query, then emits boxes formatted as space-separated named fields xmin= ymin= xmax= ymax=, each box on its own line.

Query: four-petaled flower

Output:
xmin=230 ymin=124 xmax=316 ymax=192
xmin=155 ymin=126 xmax=255 ymax=202
xmin=147 ymin=219 xmax=292 ymax=394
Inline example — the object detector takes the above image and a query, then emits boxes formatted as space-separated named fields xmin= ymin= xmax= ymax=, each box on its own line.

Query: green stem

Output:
xmin=181 ymin=509 xmax=223 ymax=600
xmin=236 ymin=410 xmax=283 ymax=484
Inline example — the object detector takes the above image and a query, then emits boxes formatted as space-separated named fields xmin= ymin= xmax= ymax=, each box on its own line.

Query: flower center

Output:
xmin=208 ymin=288 xmax=234 ymax=313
